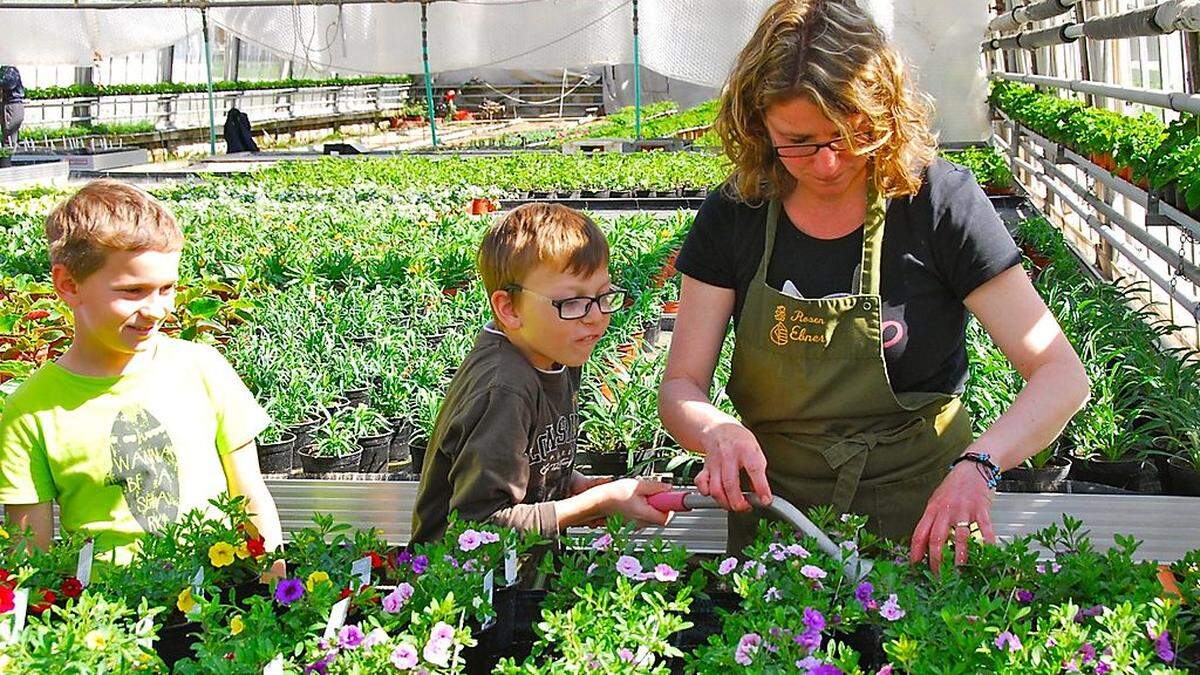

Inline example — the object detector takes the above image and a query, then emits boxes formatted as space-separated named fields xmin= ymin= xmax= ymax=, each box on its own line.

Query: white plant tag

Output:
xmin=323 ymin=596 xmax=351 ymax=639
xmin=76 ymin=539 xmax=95 ymax=587
xmin=504 ymin=549 xmax=518 ymax=586
xmin=350 ymin=556 xmax=372 ymax=589
xmin=483 ymin=569 xmax=494 ymax=605
xmin=135 ymin=614 xmax=155 ymax=649
xmin=263 ymin=654 xmax=285 ymax=675
xmin=192 ymin=567 xmax=205 ymax=591
xmin=0 ymin=588 xmax=29 ymax=644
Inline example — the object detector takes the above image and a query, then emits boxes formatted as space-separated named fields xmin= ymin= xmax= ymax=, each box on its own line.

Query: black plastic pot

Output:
xmin=298 ymin=448 xmax=363 ymax=474
xmin=660 ymin=313 xmax=676 ymax=332
xmin=1069 ymin=457 xmax=1161 ymax=492
xmin=324 ymin=396 xmax=350 ymax=416
xmin=357 ymin=430 xmax=393 ymax=473
xmin=155 ymin=620 xmax=201 ymax=668
xmin=344 ymin=386 xmax=370 ymax=408
xmin=257 ymin=432 xmax=296 ymax=474
xmin=500 ymin=590 xmax=547 ymax=666
xmin=635 ymin=189 xmax=656 ymax=198
xmin=643 ymin=319 xmax=662 ymax=347
xmin=464 ymin=585 xmax=519 ymax=674
xmin=426 ymin=332 xmax=448 ymax=349
xmin=996 ymin=479 xmax=1132 ymax=495
xmin=671 ymin=591 xmax=740 ymax=652
xmin=579 ymin=450 xmax=629 ymax=475
xmin=389 ymin=417 xmax=413 ymax=464
xmin=288 ymin=417 xmax=321 ymax=454
xmin=1164 ymin=456 xmax=1200 ymax=496
xmin=409 ymin=438 xmax=428 ymax=476
xmin=1001 ymin=456 xmax=1072 ymax=492
xmin=610 ymin=189 xmax=633 ymax=198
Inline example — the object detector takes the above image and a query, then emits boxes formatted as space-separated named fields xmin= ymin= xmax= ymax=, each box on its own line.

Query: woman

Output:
xmin=0 ymin=65 xmax=24 ymax=146
xmin=657 ymin=0 xmax=1089 ymax=571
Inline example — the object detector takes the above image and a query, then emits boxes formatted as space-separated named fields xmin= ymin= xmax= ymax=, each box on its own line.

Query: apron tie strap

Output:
xmin=817 ymin=416 xmax=928 ymax=513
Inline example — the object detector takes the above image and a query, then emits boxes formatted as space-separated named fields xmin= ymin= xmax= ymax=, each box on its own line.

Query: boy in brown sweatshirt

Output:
xmin=411 ymin=203 xmax=670 ymax=545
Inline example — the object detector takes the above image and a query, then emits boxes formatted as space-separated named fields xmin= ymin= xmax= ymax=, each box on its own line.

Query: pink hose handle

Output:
xmin=647 ymin=491 xmax=692 ymax=513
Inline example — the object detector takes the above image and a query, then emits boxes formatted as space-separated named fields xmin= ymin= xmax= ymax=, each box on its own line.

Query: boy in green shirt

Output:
xmin=0 ymin=180 xmax=283 ymax=561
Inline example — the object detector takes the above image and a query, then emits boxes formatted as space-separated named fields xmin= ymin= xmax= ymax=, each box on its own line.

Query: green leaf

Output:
xmin=186 ymin=297 xmax=223 ymax=319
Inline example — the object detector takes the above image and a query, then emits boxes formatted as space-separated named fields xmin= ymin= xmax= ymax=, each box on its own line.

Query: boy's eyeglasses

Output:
xmin=773 ymin=132 xmax=873 ymax=158
xmin=505 ymin=285 xmax=627 ymax=320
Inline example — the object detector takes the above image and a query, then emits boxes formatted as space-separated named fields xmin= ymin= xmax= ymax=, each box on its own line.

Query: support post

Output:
xmin=421 ymin=0 xmax=438 ymax=148
xmin=201 ymin=8 xmax=217 ymax=155
xmin=633 ymin=0 xmax=642 ymax=140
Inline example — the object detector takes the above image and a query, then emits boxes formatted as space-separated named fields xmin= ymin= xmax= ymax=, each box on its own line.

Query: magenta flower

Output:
xmin=808 ymin=666 xmax=843 ymax=675
xmin=717 ymin=557 xmax=738 ymax=575
xmin=875 ymin=665 xmax=894 ymax=675
xmin=653 ymin=563 xmax=679 ymax=582
xmin=1153 ymin=631 xmax=1174 ymax=663
xmin=411 ymin=554 xmax=429 ymax=575
xmin=796 ymin=656 xmax=821 ymax=670
xmin=1095 ymin=661 xmax=1112 ymax=674
xmin=1078 ymin=643 xmax=1096 ymax=663
xmin=994 ymin=630 xmax=1022 ymax=652
xmin=338 ymin=625 xmax=364 ymax=649
xmin=591 ymin=533 xmax=613 ymax=551
xmin=382 ymin=583 xmax=414 ymax=613
xmin=734 ymin=633 xmax=761 ymax=666
xmin=800 ymin=564 xmax=827 ymax=580
xmin=480 ymin=530 xmax=500 ymax=544
xmin=274 ymin=578 xmax=304 ymax=605
xmin=618 ymin=648 xmax=634 ymax=662
xmin=855 ymin=582 xmax=874 ymax=605
xmin=458 ymin=529 xmax=482 ymax=552
xmin=396 ymin=550 xmax=413 ymax=566
xmin=767 ymin=544 xmax=788 ymax=561
xmin=795 ymin=628 xmax=821 ymax=653
xmin=390 ymin=643 xmax=418 ymax=669
xmin=803 ymin=607 xmax=825 ymax=633
xmin=879 ymin=594 xmax=905 ymax=621
xmin=615 ymin=555 xmax=642 ymax=579
xmin=1015 ymin=588 xmax=1034 ymax=603
xmin=787 ymin=544 xmax=809 ymax=558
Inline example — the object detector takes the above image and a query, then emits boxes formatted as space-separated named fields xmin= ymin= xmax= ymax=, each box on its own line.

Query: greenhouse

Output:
xmin=0 ymin=0 xmax=1198 ymax=673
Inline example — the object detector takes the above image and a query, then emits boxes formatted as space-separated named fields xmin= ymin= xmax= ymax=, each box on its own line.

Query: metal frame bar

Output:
xmin=991 ymin=70 xmax=1200 ymax=114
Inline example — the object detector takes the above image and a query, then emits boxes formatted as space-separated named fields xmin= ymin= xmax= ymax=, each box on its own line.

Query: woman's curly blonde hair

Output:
xmin=715 ymin=0 xmax=938 ymax=203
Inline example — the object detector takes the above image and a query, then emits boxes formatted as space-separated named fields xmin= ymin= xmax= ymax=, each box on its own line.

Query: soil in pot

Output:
xmin=409 ymin=438 xmax=429 ymax=477
xmin=324 ymin=395 xmax=350 ymax=416
xmin=388 ymin=417 xmax=413 ymax=464
xmin=1069 ymin=457 xmax=1161 ymax=492
xmin=344 ymin=386 xmax=370 ymax=408
xmin=155 ymin=620 xmax=201 ymax=668
xmin=671 ymin=591 xmax=740 ymax=652
xmin=1001 ymin=456 xmax=1072 ymax=492
xmin=357 ymin=430 xmax=393 ymax=473
xmin=298 ymin=448 xmax=363 ymax=474
xmin=257 ymin=432 xmax=296 ymax=474
xmin=579 ymin=449 xmax=630 ymax=475
xmin=1164 ymin=456 xmax=1200 ymax=496
xmin=288 ymin=417 xmax=321 ymax=454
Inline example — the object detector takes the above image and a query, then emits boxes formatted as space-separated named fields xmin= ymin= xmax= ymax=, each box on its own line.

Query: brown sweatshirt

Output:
xmin=411 ymin=324 xmax=580 ymax=544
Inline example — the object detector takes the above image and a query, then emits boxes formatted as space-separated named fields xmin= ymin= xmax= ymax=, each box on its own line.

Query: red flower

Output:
xmin=245 ymin=536 xmax=266 ymax=557
xmin=21 ymin=310 xmax=50 ymax=322
xmin=60 ymin=577 xmax=83 ymax=598
xmin=339 ymin=587 xmax=353 ymax=600
xmin=0 ymin=568 xmax=11 ymax=587
xmin=31 ymin=589 xmax=56 ymax=615
xmin=368 ymin=551 xmax=384 ymax=569
xmin=0 ymin=585 xmax=13 ymax=613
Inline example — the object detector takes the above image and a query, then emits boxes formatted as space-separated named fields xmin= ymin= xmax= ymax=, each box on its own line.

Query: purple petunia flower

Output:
xmin=717 ymin=557 xmax=738 ymax=576
xmin=591 ymin=533 xmax=613 ymax=551
xmin=411 ymin=554 xmax=429 ymax=575
xmin=767 ymin=543 xmax=788 ymax=561
xmin=616 ymin=555 xmax=642 ymax=579
xmin=444 ymin=554 xmax=460 ymax=569
xmin=1015 ymin=588 xmax=1034 ymax=603
xmin=382 ymin=583 xmax=414 ymax=613
xmin=1078 ymin=643 xmax=1096 ymax=663
xmin=801 ymin=565 xmax=827 ymax=580
xmin=787 ymin=544 xmax=809 ymax=558
xmin=1095 ymin=661 xmax=1112 ymax=675
xmin=840 ymin=540 xmax=858 ymax=553
xmin=879 ymin=594 xmax=905 ymax=621
xmin=480 ymin=531 xmax=500 ymax=544
xmin=396 ymin=550 xmax=413 ymax=566
xmin=796 ymin=656 xmax=821 ymax=670
xmin=1036 ymin=562 xmax=1061 ymax=574
xmin=875 ymin=665 xmax=894 ymax=675
xmin=1154 ymin=631 xmax=1174 ymax=663
xmin=795 ymin=629 xmax=822 ymax=653
xmin=764 ymin=586 xmax=782 ymax=602
xmin=994 ymin=631 xmax=1022 ymax=652
xmin=855 ymin=582 xmax=874 ymax=604
xmin=390 ymin=643 xmax=419 ymax=670
xmin=304 ymin=653 xmax=333 ymax=675
xmin=653 ymin=563 xmax=679 ymax=582
xmin=734 ymin=633 xmax=761 ymax=666
xmin=808 ymin=666 xmax=843 ymax=675
xmin=274 ymin=578 xmax=305 ymax=605
xmin=458 ymin=529 xmax=482 ymax=552
xmin=338 ymin=625 xmax=365 ymax=649
xmin=618 ymin=648 xmax=634 ymax=663
xmin=803 ymin=607 xmax=826 ymax=634
xmin=1074 ymin=604 xmax=1104 ymax=623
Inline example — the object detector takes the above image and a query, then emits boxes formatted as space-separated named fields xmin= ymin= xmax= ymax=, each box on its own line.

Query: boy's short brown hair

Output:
xmin=478 ymin=203 xmax=609 ymax=295
xmin=45 ymin=179 xmax=183 ymax=281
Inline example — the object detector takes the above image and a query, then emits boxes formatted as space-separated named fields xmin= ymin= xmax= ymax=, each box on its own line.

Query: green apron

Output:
xmin=724 ymin=186 xmax=973 ymax=553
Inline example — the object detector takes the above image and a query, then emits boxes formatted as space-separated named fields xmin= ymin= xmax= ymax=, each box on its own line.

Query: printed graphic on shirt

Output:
xmin=106 ymin=405 xmax=180 ymax=533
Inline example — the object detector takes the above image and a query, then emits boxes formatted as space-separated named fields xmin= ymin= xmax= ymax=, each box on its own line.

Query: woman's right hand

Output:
xmin=695 ymin=422 xmax=772 ymax=512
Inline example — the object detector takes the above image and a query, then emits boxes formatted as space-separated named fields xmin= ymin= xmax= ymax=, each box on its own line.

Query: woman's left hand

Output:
xmin=907 ymin=462 xmax=997 ymax=572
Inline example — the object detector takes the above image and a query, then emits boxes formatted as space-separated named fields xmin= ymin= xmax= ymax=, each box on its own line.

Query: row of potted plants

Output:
xmin=25 ymin=75 xmax=413 ymax=101
xmin=2 ymin=495 xmax=1196 ymax=673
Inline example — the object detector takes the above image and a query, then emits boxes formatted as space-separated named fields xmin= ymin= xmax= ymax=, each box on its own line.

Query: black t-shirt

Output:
xmin=677 ymin=158 xmax=1022 ymax=395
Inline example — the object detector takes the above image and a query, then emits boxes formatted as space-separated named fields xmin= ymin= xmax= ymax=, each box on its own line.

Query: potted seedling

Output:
xmin=0 ymin=148 xmax=12 ymax=169
xmin=298 ymin=413 xmax=363 ymax=475
xmin=343 ymin=404 xmax=393 ymax=473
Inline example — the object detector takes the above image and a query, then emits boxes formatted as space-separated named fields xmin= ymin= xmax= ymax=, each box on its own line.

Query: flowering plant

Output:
xmin=282 ymin=512 xmax=389 ymax=594
xmin=0 ymin=522 xmax=89 ymax=618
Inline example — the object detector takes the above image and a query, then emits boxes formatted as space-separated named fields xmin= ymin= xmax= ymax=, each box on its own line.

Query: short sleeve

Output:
xmin=929 ymin=164 xmax=1023 ymax=300
xmin=196 ymin=345 xmax=271 ymax=456
xmin=0 ymin=407 xmax=56 ymax=504
xmin=676 ymin=190 xmax=739 ymax=289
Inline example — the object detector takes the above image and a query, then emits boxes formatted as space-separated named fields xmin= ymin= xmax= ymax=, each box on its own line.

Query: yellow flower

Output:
xmin=176 ymin=587 xmax=197 ymax=614
xmin=305 ymin=570 xmax=331 ymax=592
xmin=208 ymin=541 xmax=236 ymax=568
xmin=235 ymin=542 xmax=251 ymax=560
xmin=0 ymin=527 xmax=8 ymax=539
xmin=84 ymin=629 xmax=108 ymax=650
xmin=230 ymin=615 xmax=245 ymax=636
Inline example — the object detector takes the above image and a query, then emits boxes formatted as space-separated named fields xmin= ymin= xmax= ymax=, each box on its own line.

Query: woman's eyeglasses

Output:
xmin=773 ymin=132 xmax=873 ymax=158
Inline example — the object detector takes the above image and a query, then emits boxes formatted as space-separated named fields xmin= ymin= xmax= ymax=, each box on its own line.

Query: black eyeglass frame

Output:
xmin=504 ymin=284 xmax=628 ymax=320
xmin=772 ymin=132 xmax=874 ymax=158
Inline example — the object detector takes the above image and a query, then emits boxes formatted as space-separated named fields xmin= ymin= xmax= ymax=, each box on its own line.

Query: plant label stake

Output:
xmin=504 ymin=548 xmax=518 ymax=586
xmin=187 ymin=568 xmax=205 ymax=616
xmin=263 ymin=655 xmax=285 ymax=675
xmin=0 ymin=588 xmax=28 ymax=645
xmin=135 ymin=615 xmax=154 ymax=649
xmin=483 ymin=569 xmax=494 ymax=606
xmin=351 ymin=556 xmax=372 ymax=590
xmin=76 ymin=538 xmax=95 ymax=587
xmin=323 ymin=596 xmax=351 ymax=639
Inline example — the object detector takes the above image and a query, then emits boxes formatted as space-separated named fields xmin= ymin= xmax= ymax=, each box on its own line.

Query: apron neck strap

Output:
xmin=757 ymin=182 xmax=889 ymax=295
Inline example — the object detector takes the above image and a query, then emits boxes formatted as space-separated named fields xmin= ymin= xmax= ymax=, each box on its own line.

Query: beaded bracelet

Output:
xmin=948 ymin=452 xmax=1002 ymax=490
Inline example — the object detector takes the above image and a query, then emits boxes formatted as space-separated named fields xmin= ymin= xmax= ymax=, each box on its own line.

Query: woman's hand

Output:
xmin=907 ymin=461 xmax=997 ymax=572
xmin=695 ymin=422 xmax=772 ymax=512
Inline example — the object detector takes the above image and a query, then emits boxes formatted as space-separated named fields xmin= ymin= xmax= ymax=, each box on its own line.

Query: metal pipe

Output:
xmin=991 ymin=71 xmax=1200 ymax=115
xmin=988 ymin=0 xmax=1081 ymax=34
xmin=633 ymin=0 xmax=641 ymax=141
xmin=420 ymin=0 xmax=438 ymax=148
xmin=1079 ymin=0 xmax=1200 ymax=41
xmin=989 ymin=22 xmax=1081 ymax=50
xmin=201 ymin=7 xmax=217 ymax=155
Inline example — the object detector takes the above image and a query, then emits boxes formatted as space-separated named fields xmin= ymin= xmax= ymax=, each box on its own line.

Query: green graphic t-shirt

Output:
xmin=0 ymin=337 xmax=270 ymax=559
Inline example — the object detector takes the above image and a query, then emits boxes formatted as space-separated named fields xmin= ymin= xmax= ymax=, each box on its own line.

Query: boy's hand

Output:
xmin=570 ymin=471 xmax=613 ymax=496
xmin=595 ymin=478 xmax=673 ymax=528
